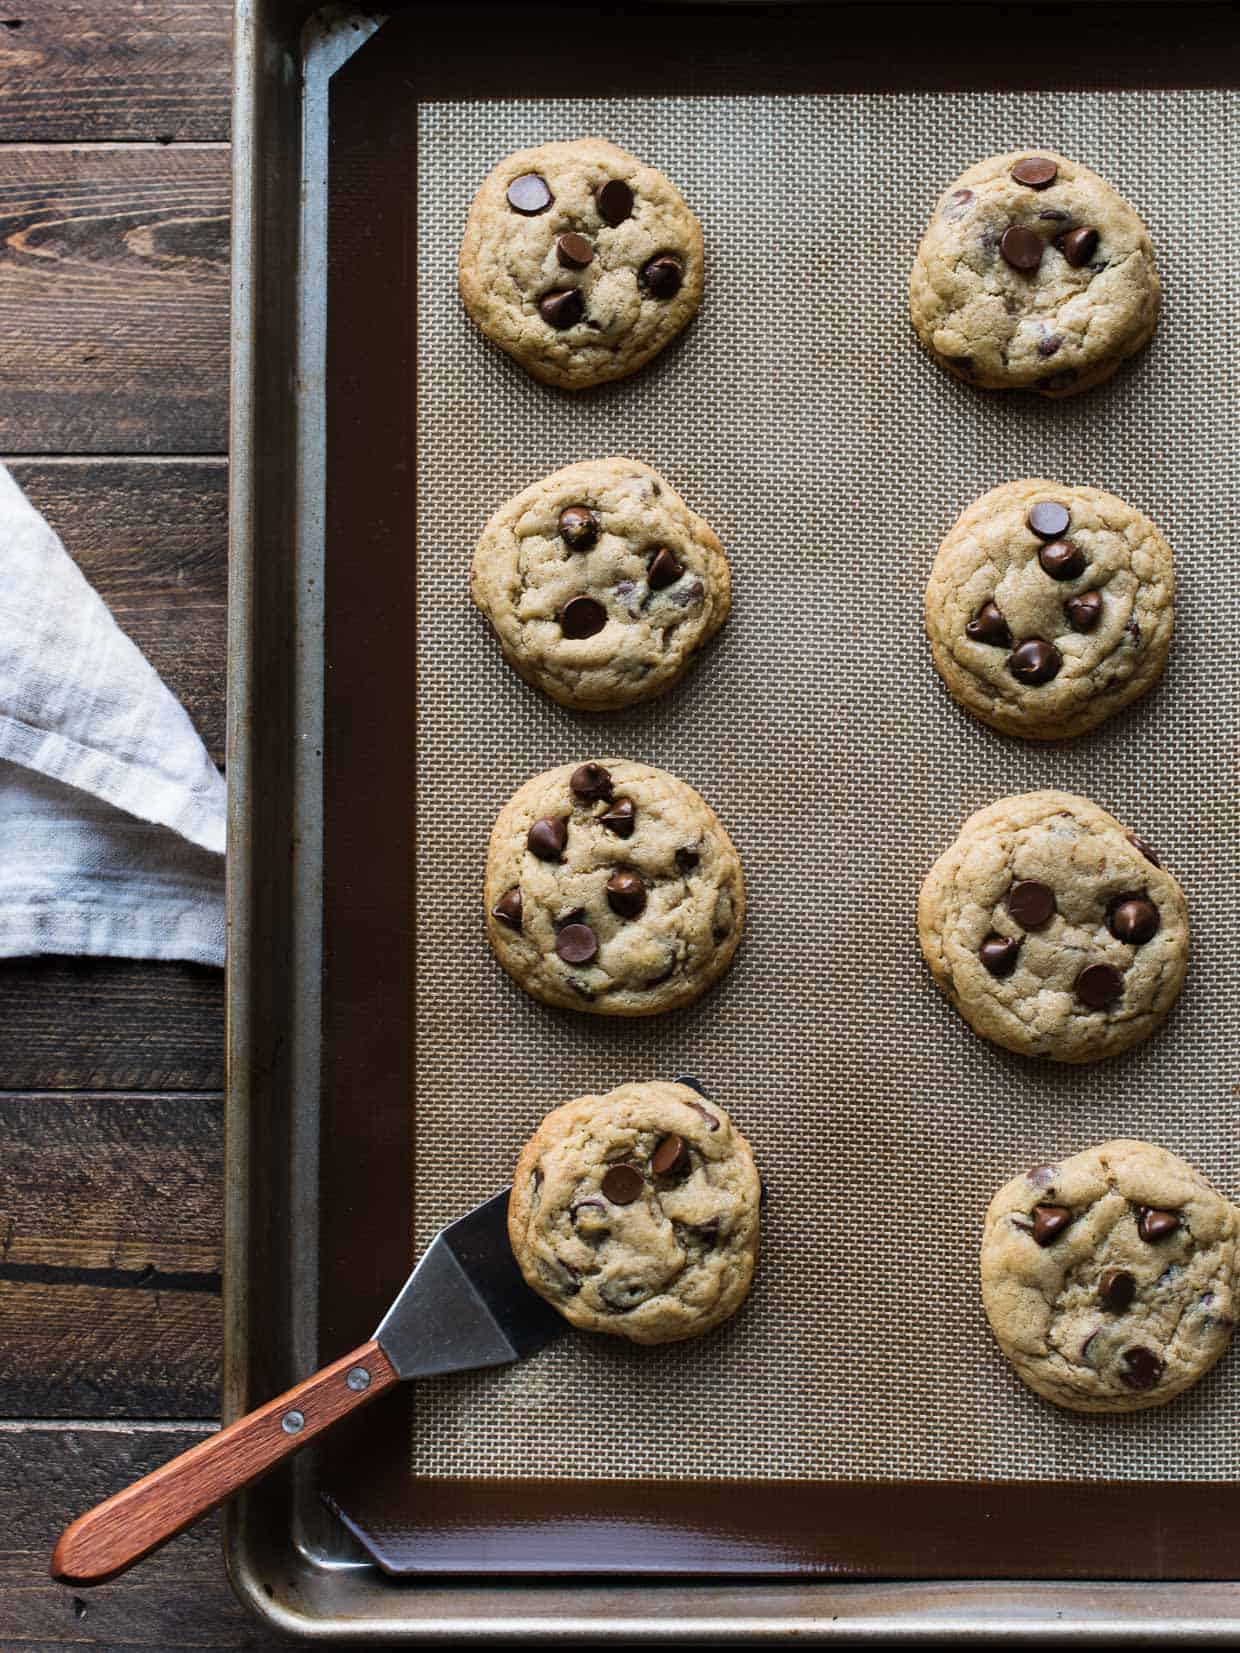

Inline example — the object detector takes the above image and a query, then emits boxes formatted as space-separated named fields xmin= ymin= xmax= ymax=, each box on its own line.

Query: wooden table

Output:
xmin=0 ymin=4 xmax=297 ymax=1644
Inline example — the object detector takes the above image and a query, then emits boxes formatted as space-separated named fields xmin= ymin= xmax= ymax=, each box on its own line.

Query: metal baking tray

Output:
xmin=226 ymin=0 xmax=1240 ymax=1639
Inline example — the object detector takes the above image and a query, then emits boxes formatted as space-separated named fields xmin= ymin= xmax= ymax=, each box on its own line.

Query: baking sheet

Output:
xmin=409 ymin=87 xmax=1240 ymax=1486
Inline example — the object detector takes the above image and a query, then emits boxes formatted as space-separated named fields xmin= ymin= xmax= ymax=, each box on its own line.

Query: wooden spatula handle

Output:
xmin=51 ymin=1338 xmax=399 ymax=1586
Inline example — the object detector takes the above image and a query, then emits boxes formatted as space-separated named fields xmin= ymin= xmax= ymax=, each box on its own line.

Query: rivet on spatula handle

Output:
xmin=50 ymin=1338 xmax=399 ymax=1587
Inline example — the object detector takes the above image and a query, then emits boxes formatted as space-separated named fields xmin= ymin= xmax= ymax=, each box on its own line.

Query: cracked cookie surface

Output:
xmin=459 ymin=138 xmax=703 ymax=390
xmin=918 ymin=791 xmax=1189 ymax=1063
xmin=925 ymin=479 xmax=1174 ymax=740
xmin=471 ymin=458 xmax=730 ymax=711
xmin=909 ymin=150 xmax=1159 ymax=396
xmin=508 ymin=1081 xmax=761 ymax=1344
xmin=485 ymin=759 xmax=744 ymax=1017
xmin=981 ymin=1140 xmax=1237 ymax=1412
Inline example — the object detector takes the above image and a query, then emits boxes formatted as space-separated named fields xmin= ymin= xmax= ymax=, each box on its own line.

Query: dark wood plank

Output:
xmin=0 ymin=1094 xmax=222 ymax=1419
xmin=0 ymin=959 xmax=223 ymax=1091
xmin=0 ymin=148 xmax=229 ymax=454
xmin=0 ymin=3 xmax=231 ymax=143
xmin=0 ymin=1424 xmax=296 ymax=1647
xmin=7 ymin=460 xmax=227 ymax=766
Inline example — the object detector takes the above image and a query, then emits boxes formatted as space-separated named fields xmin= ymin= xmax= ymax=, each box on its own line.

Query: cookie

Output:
xmin=485 ymin=760 xmax=744 ymax=1017
xmin=981 ymin=1140 xmax=1237 ymax=1412
xmin=459 ymin=139 xmax=704 ymax=390
xmin=918 ymin=791 xmax=1189 ymax=1063
xmin=508 ymin=1081 xmax=761 ymax=1345
xmin=909 ymin=150 xmax=1160 ymax=397
xmin=925 ymin=480 xmax=1175 ymax=740
xmin=471 ymin=458 xmax=730 ymax=711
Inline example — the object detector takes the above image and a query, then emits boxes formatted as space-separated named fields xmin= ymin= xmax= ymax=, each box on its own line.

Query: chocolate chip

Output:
xmin=1066 ymin=590 xmax=1102 ymax=631
xmin=1138 ymin=1207 xmax=1180 ymax=1243
xmin=1061 ymin=226 xmax=1099 ymax=267
xmin=601 ymin=1163 xmax=644 ymax=1205
xmin=1076 ymin=962 xmax=1124 ymax=1009
xmin=1011 ymin=156 xmax=1058 ymax=189
xmin=555 ymin=922 xmax=598 ymax=966
xmin=1033 ymin=1204 xmax=1072 ymax=1245
xmin=570 ymin=762 xmax=613 ymax=801
xmin=1038 ymin=539 xmax=1087 ymax=581
xmin=1007 ymin=880 xmax=1056 ymax=928
xmin=1039 ymin=208 xmax=1070 ymax=223
xmin=572 ymin=1197 xmax=608 ymax=1220
xmin=1037 ymin=333 xmax=1063 ymax=358
xmin=675 ymin=846 xmax=700 ymax=874
xmin=507 ymin=172 xmax=551 ymax=214
xmin=559 ymin=505 xmax=599 ymax=549
xmin=670 ymin=576 xmax=704 ymax=608
xmin=980 ymin=933 xmax=1020 ymax=977
xmin=680 ymin=1217 xmax=721 ymax=1245
xmin=539 ymin=288 xmax=585 ymax=329
xmin=641 ymin=254 xmax=684 ymax=298
xmin=606 ymin=869 xmax=647 ymax=919
xmin=1120 ymin=1346 xmax=1163 ymax=1391
xmin=1109 ymin=896 xmax=1160 ymax=945
xmin=1000 ymin=224 xmax=1044 ymax=271
xmin=1099 ymin=1268 xmax=1136 ymax=1313
xmin=1126 ymin=617 xmax=1142 ymax=649
xmin=1128 ymin=832 xmax=1161 ymax=868
xmin=527 ymin=816 xmax=566 ymax=861
xmin=560 ymin=595 xmax=606 ymax=639
xmin=553 ymin=907 xmax=585 ymax=931
xmin=596 ymin=178 xmax=634 ymax=225
xmin=942 ymin=188 xmax=974 ymax=219
xmin=651 ymin=1133 xmax=689 ymax=1177
xmin=556 ymin=231 xmax=594 ymax=269
xmin=1027 ymin=501 xmax=1071 ymax=539
xmin=1026 ymin=1164 xmax=1058 ymax=1189
xmin=647 ymin=547 xmax=683 ymax=591
xmin=491 ymin=888 xmax=522 ymax=929
xmin=966 ymin=601 xmax=1012 ymax=648
xmin=1080 ymin=1328 xmax=1100 ymax=1365
xmin=683 ymin=1098 xmax=720 ymax=1130
xmin=599 ymin=797 xmax=635 ymax=838
xmin=1009 ymin=639 xmax=1062 ymax=685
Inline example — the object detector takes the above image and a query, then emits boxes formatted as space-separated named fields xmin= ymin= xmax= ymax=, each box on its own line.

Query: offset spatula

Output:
xmin=51 ymin=1189 xmax=565 ymax=1586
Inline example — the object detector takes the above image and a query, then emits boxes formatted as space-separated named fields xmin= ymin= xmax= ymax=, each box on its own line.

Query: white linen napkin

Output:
xmin=0 ymin=463 xmax=225 ymax=965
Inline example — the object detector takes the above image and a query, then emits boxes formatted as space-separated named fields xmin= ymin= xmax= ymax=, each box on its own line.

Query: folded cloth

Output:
xmin=0 ymin=464 xmax=226 ymax=965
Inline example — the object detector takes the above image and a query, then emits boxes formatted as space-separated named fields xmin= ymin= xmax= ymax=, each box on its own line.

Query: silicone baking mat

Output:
xmin=409 ymin=88 xmax=1239 ymax=1484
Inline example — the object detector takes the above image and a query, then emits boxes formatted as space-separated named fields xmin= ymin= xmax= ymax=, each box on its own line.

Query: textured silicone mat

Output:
xmin=411 ymin=89 xmax=1239 ymax=1482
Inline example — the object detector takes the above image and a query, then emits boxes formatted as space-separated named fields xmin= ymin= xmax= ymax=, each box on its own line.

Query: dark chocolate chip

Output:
xmin=601 ymin=1163 xmax=644 ymax=1205
xmin=966 ymin=601 xmax=1012 ymax=648
xmin=1009 ymin=638 xmax=1062 ymax=685
xmin=683 ymin=1098 xmax=720 ymax=1130
xmin=1039 ymin=208 xmax=1070 ymax=223
xmin=1138 ymin=1207 xmax=1180 ymax=1243
xmin=553 ymin=907 xmax=585 ymax=930
xmin=980 ymin=933 xmax=1020 ymax=977
xmin=1061 ymin=225 xmax=1099 ymax=267
xmin=560 ymin=595 xmax=607 ymax=638
xmin=1027 ymin=501 xmax=1071 ymax=539
xmin=1038 ymin=538 xmax=1086 ymax=580
xmin=527 ymin=816 xmax=566 ymax=861
xmin=641 ymin=254 xmax=684 ymax=298
xmin=942 ymin=188 xmax=974 ymax=219
xmin=1120 ymin=1346 xmax=1164 ymax=1391
xmin=1099 ymin=1268 xmax=1136 ymax=1313
xmin=1075 ymin=962 xmax=1124 ymax=1009
xmin=1109 ymin=896 xmax=1160 ymax=945
xmin=670 ymin=576 xmax=704 ymax=608
xmin=647 ymin=547 xmax=683 ymax=590
xmin=559 ymin=505 xmax=600 ymax=549
xmin=1037 ymin=332 xmax=1063 ymax=357
xmin=596 ymin=178 xmax=634 ymax=225
xmin=675 ymin=846 xmax=700 ymax=874
xmin=1007 ymin=880 xmax=1057 ymax=929
xmin=651 ymin=1133 xmax=690 ymax=1177
xmin=1026 ymin=1164 xmax=1058 ymax=1189
xmin=1033 ymin=1204 xmax=1072 ymax=1246
xmin=570 ymin=762 xmax=613 ymax=801
xmin=599 ymin=797 xmax=636 ymax=837
xmin=1128 ymin=832 xmax=1161 ymax=868
xmin=1126 ymin=616 xmax=1142 ymax=648
xmin=556 ymin=231 xmax=594 ymax=269
xmin=1066 ymin=590 xmax=1103 ymax=631
xmin=606 ymin=869 xmax=647 ymax=919
xmin=555 ymin=922 xmax=598 ymax=966
xmin=491 ymin=887 xmax=522 ymax=929
xmin=1000 ymin=223 xmax=1044 ymax=271
xmin=1011 ymin=156 xmax=1058 ymax=189
xmin=507 ymin=172 xmax=552 ymax=214
xmin=539 ymin=288 xmax=584 ymax=329
xmin=571 ymin=1197 xmax=608 ymax=1220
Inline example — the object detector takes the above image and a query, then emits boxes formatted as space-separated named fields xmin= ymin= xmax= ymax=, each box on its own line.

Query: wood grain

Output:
xmin=0 ymin=148 xmax=230 ymax=454
xmin=0 ymin=3 xmax=231 ymax=143
xmin=7 ymin=460 xmax=227 ymax=765
xmin=0 ymin=1094 xmax=222 ymax=1419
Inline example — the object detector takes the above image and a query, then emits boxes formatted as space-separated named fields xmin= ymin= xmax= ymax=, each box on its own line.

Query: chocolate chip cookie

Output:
xmin=910 ymin=150 xmax=1160 ymax=396
xmin=925 ymin=480 xmax=1175 ymax=740
xmin=918 ymin=791 xmax=1189 ymax=1062
xmin=485 ymin=760 xmax=744 ymax=1016
xmin=459 ymin=139 xmax=703 ymax=390
xmin=508 ymin=1081 xmax=761 ymax=1344
xmin=471 ymin=458 xmax=730 ymax=711
xmin=981 ymin=1140 xmax=1237 ymax=1412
